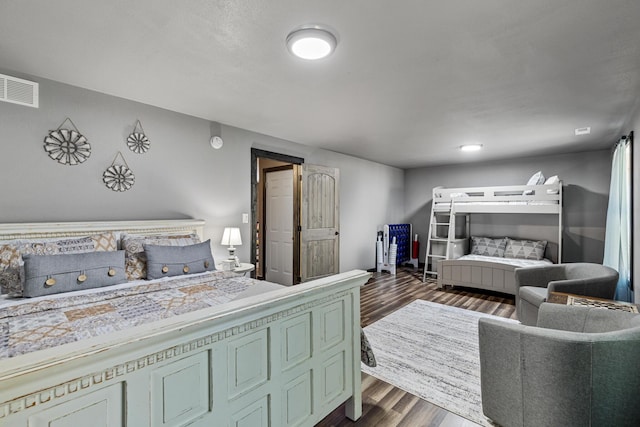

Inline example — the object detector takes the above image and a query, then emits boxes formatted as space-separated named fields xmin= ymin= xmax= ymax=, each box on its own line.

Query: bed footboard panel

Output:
xmin=438 ymin=260 xmax=517 ymax=295
xmin=0 ymin=270 xmax=369 ymax=426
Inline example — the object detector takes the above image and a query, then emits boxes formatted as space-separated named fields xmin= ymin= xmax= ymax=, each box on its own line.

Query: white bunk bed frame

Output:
xmin=0 ymin=219 xmax=369 ymax=426
xmin=423 ymin=182 xmax=563 ymax=292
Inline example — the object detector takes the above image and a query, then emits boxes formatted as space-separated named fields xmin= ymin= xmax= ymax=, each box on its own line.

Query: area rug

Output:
xmin=362 ymin=300 xmax=517 ymax=426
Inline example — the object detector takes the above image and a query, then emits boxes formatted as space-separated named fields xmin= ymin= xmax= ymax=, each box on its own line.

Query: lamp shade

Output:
xmin=221 ymin=227 xmax=242 ymax=246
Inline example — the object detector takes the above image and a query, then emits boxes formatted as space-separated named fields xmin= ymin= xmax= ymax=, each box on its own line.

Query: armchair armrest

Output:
xmin=514 ymin=265 xmax=566 ymax=289
xmin=547 ymin=276 xmax=617 ymax=300
xmin=538 ymin=303 xmax=640 ymax=332
xmin=479 ymin=317 xmax=601 ymax=427
xmin=478 ymin=318 xmax=525 ymax=426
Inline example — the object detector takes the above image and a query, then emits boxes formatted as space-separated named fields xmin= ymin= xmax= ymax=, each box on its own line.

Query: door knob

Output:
xmin=335 ymin=231 xmax=339 ymax=236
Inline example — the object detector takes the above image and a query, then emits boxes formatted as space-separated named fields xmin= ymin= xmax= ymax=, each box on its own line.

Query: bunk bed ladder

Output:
xmin=422 ymin=202 xmax=454 ymax=281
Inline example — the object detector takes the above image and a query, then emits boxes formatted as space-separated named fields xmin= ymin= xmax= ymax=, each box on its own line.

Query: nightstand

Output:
xmin=217 ymin=262 xmax=255 ymax=276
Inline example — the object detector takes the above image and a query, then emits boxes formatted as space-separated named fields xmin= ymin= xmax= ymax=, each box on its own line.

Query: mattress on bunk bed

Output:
xmin=437 ymin=255 xmax=552 ymax=296
xmin=434 ymin=200 xmax=558 ymax=207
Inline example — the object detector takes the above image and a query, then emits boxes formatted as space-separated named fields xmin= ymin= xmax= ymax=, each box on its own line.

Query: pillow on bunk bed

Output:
xmin=503 ymin=238 xmax=547 ymax=260
xmin=470 ymin=236 xmax=507 ymax=257
xmin=544 ymin=175 xmax=560 ymax=194
xmin=523 ymin=171 xmax=545 ymax=195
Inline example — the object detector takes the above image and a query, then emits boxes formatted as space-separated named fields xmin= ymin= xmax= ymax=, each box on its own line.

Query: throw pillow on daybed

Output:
xmin=470 ymin=236 xmax=507 ymax=257
xmin=144 ymin=240 xmax=215 ymax=279
xmin=503 ymin=237 xmax=547 ymax=260
xmin=121 ymin=233 xmax=201 ymax=281
xmin=0 ymin=232 xmax=117 ymax=297
xmin=22 ymin=250 xmax=126 ymax=298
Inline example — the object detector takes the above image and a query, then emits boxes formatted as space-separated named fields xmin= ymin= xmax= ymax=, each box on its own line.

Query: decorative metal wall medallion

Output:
xmin=127 ymin=120 xmax=150 ymax=154
xmin=103 ymin=152 xmax=135 ymax=192
xmin=43 ymin=118 xmax=91 ymax=165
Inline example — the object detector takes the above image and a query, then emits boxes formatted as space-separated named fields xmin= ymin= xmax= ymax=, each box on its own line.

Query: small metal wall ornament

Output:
xmin=43 ymin=117 xmax=91 ymax=165
xmin=126 ymin=120 xmax=150 ymax=154
xmin=103 ymin=151 xmax=135 ymax=192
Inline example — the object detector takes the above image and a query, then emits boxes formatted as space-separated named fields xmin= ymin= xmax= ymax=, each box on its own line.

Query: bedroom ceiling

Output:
xmin=1 ymin=0 xmax=639 ymax=169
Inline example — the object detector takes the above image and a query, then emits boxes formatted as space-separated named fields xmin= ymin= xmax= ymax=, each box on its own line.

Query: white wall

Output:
xmin=0 ymin=70 xmax=404 ymax=272
xmin=405 ymin=151 xmax=612 ymax=264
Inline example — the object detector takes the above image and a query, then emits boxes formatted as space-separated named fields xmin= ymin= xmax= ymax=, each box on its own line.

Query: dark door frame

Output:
xmin=250 ymin=148 xmax=304 ymax=280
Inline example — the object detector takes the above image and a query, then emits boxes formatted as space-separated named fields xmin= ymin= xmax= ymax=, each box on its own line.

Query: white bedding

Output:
xmin=455 ymin=254 xmax=552 ymax=268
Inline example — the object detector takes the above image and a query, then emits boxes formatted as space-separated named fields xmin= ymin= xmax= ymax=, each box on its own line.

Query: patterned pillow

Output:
xmin=470 ymin=236 xmax=507 ymax=257
xmin=121 ymin=233 xmax=201 ymax=281
xmin=0 ymin=242 xmax=22 ymax=296
xmin=360 ymin=328 xmax=377 ymax=367
xmin=0 ymin=233 xmax=117 ymax=296
xmin=503 ymin=238 xmax=547 ymax=260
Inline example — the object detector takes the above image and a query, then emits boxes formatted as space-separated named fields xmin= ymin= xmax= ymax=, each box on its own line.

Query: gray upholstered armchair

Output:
xmin=479 ymin=303 xmax=640 ymax=427
xmin=515 ymin=263 xmax=619 ymax=325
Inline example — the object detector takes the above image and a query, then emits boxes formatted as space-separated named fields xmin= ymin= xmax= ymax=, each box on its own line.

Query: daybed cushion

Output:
xmin=122 ymin=233 xmax=201 ymax=280
xmin=0 ymin=232 xmax=117 ymax=297
xmin=144 ymin=240 xmax=215 ymax=279
xmin=22 ymin=250 xmax=126 ymax=298
xmin=470 ymin=236 xmax=507 ymax=257
xmin=503 ymin=238 xmax=547 ymax=260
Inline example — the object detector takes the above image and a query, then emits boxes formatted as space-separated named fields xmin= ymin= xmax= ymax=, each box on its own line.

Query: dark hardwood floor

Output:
xmin=316 ymin=266 xmax=517 ymax=427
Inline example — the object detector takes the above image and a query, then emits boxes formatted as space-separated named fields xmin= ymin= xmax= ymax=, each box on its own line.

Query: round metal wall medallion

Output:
xmin=44 ymin=129 xmax=91 ymax=165
xmin=127 ymin=132 xmax=150 ymax=154
xmin=103 ymin=164 xmax=135 ymax=192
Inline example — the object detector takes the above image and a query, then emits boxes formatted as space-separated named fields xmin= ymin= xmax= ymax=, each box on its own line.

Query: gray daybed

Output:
xmin=438 ymin=254 xmax=552 ymax=295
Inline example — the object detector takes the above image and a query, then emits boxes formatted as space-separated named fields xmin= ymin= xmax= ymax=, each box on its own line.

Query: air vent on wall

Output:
xmin=0 ymin=73 xmax=39 ymax=108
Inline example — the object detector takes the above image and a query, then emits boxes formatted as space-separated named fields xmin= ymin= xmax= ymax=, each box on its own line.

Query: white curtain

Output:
xmin=603 ymin=137 xmax=632 ymax=302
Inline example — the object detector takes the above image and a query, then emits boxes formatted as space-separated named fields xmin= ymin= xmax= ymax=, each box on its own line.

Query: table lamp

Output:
xmin=221 ymin=227 xmax=242 ymax=267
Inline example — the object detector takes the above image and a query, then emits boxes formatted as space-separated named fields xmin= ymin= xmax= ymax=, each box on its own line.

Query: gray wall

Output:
xmin=0 ymin=71 xmax=404 ymax=271
xmin=405 ymin=150 xmax=612 ymax=264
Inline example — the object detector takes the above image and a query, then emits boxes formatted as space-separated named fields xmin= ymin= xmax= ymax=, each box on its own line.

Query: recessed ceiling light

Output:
xmin=575 ymin=127 xmax=591 ymax=136
xmin=286 ymin=25 xmax=337 ymax=60
xmin=458 ymin=144 xmax=483 ymax=152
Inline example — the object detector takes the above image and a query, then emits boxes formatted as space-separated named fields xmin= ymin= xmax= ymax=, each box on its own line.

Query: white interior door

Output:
xmin=265 ymin=169 xmax=294 ymax=286
xmin=300 ymin=164 xmax=340 ymax=282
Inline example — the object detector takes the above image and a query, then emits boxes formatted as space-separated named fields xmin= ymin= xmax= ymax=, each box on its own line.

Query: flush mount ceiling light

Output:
xmin=458 ymin=144 xmax=483 ymax=152
xmin=575 ymin=127 xmax=591 ymax=136
xmin=286 ymin=25 xmax=337 ymax=60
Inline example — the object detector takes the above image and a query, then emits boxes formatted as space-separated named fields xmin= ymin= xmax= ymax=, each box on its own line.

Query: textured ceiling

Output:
xmin=1 ymin=0 xmax=639 ymax=168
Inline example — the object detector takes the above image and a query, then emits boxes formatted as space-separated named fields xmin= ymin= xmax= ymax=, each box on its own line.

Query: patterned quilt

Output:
xmin=0 ymin=271 xmax=256 ymax=359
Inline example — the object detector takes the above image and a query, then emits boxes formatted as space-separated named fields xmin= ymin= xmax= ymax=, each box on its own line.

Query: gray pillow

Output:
xmin=144 ymin=240 xmax=215 ymax=279
xmin=503 ymin=238 xmax=547 ymax=260
xmin=470 ymin=236 xmax=507 ymax=257
xmin=22 ymin=250 xmax=126 ymax=298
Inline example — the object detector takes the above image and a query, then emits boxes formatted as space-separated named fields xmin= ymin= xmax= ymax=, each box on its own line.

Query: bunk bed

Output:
xmin=423 ymin=180 xmax=563 ymax=295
